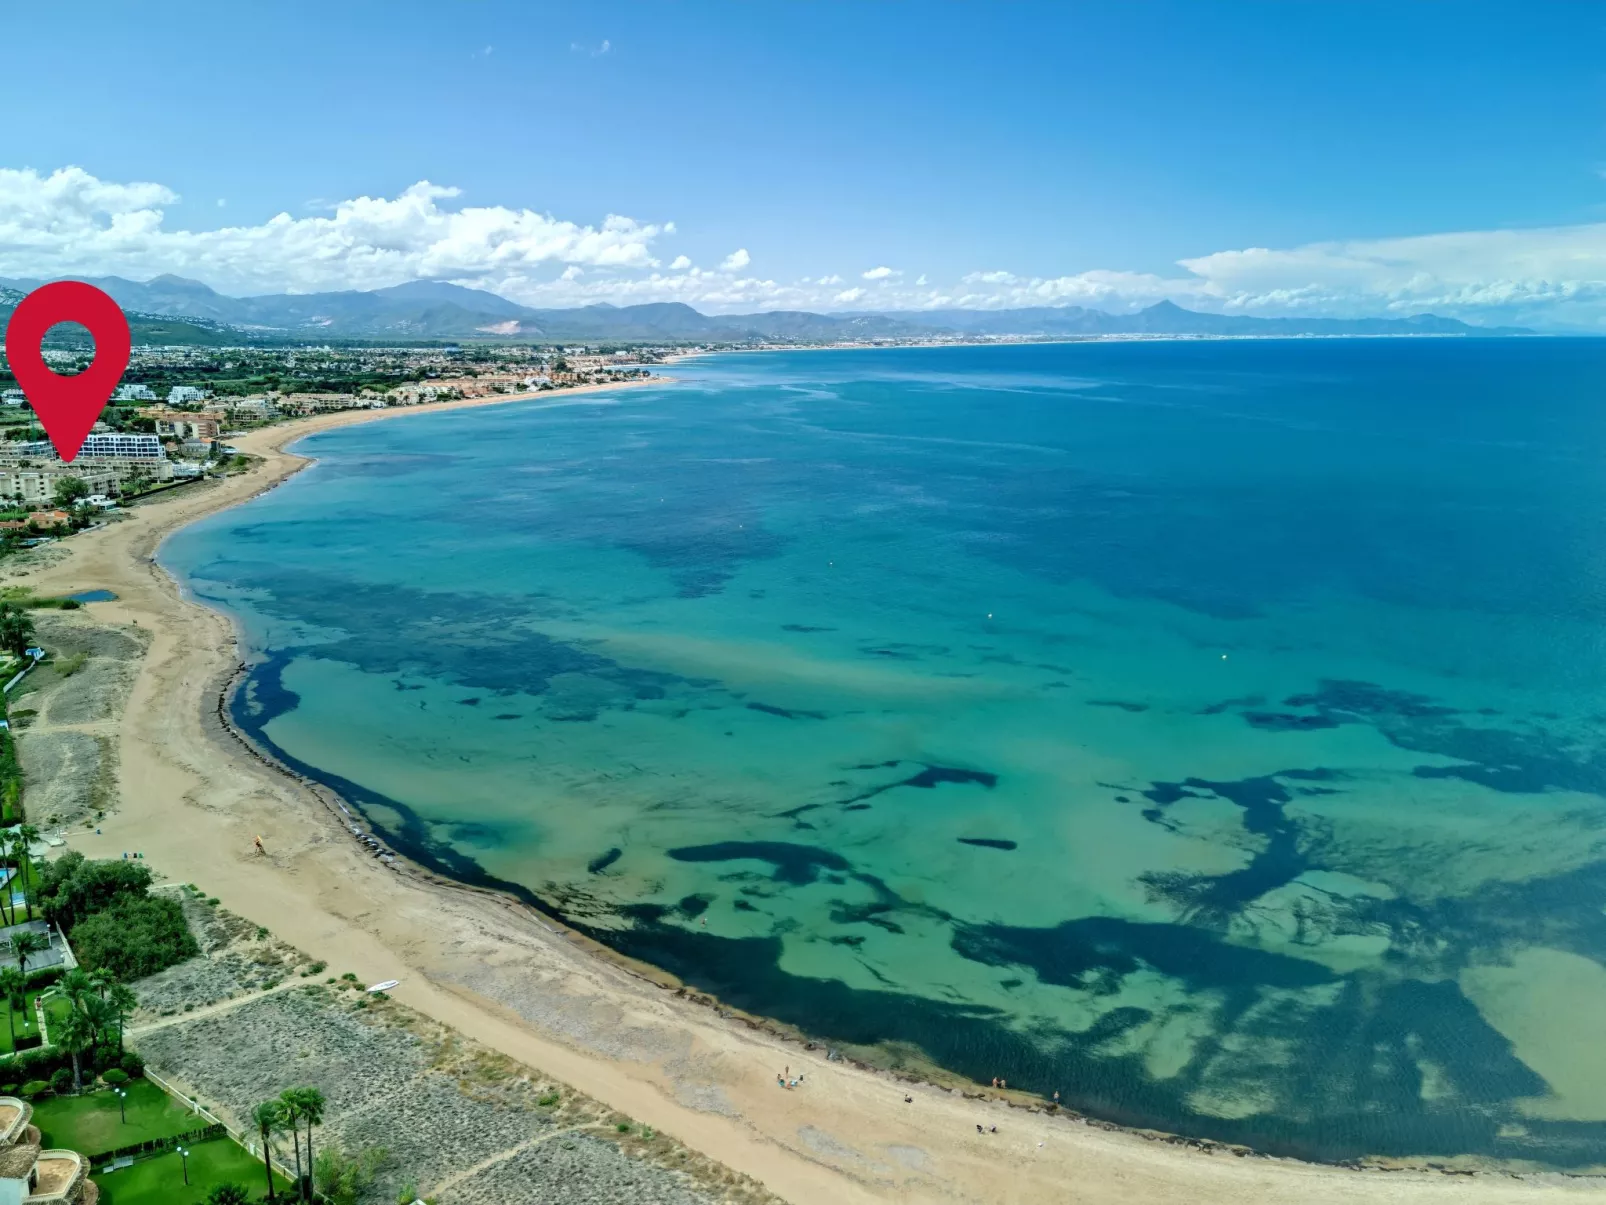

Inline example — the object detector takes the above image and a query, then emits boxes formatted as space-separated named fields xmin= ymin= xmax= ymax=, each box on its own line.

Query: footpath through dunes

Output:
xmin=128 ymin=893 xmax=779 ymax=1205
xmin=6 ymin=400 xmax=1606 ymax=1204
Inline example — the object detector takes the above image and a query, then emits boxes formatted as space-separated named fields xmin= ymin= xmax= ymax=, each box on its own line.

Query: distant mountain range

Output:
xmin=0 ymin=275 xmax=1535 ymax=345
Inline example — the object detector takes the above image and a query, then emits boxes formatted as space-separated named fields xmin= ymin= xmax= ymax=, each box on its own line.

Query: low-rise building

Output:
xmin=144 ymin=410 xmax=221 ymax=441
xmin=26 ymin=511 xmax=70 ymax=529
xmin=113 ymin=383 xmax=158 ymax=402
xmin=276 ymin=393 xmax=366 ymax=414
xmin=167 ymin=385 xmax=210 ymax=405
xmin=225 ymin=396 xmax=279 ymax=420
xmin=0 ymin=467 xmax=119 ymax=505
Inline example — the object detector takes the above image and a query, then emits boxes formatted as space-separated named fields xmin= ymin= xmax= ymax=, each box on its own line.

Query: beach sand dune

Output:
xmin=7 ymin=385 xmax=1601 ymax=1204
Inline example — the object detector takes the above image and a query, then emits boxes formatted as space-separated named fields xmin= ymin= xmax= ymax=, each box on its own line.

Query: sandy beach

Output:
xmin=5 ymin=380 xmax=1602 ymax=1204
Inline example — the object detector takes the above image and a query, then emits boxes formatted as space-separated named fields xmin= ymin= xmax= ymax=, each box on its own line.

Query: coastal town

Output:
xmin=0 ymin=344 xmax=662 ymax=543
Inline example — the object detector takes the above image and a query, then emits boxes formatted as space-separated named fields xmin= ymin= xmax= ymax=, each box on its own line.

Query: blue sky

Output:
xmin=2 ymin=1 xmax=1603 ymax=325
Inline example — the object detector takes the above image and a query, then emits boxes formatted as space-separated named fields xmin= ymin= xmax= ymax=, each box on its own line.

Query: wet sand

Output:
xmin=7 ymin=383 xmax=1603 ymax=1204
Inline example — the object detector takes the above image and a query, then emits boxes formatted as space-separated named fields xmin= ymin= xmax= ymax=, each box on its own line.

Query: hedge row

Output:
xmin=94 ymin=1122 xmax=224 ymax=1162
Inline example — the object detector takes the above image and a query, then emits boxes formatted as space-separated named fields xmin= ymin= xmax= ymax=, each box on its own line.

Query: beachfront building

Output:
xmin=226 ymin=396 xmax=279 ymax=421
xmin=0 ymin=1095 xmax=90 ymax=1204
xmin=0 ymin=469 xmax=118 ymax=506
xmin=76 ymin=434 xmax=163 ymax=460
xmin=275 ymin=392 xmax=369 ymax=415
xmin=144 ymin=410 xmax=221 ymax=441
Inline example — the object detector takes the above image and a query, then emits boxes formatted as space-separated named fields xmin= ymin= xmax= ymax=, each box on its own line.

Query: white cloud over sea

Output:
xmin=1 ymin=166 xmax=1602 ymax=327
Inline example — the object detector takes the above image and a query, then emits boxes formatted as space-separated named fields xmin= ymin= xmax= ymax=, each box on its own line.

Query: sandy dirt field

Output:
xmin=5 ymin=385 xmax=1603 ymax=1204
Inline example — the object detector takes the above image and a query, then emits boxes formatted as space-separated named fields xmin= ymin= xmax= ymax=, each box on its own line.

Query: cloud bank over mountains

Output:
xmin=0 ymin=166 xmax=1596 ymax=327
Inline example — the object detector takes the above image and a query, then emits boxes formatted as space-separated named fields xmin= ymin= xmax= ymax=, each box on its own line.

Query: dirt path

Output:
xmin=426 ymin=1123 xmax=610 ymax=1198
xmin=127 ymin=980 xmax=305 ymax=1037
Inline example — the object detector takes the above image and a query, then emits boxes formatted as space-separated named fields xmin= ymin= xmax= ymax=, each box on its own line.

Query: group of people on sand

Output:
xmin=776 ymin=1065 xmax=804 ymax=1089
xmin=990 ymin=1076 xmax=1007 ymax=1090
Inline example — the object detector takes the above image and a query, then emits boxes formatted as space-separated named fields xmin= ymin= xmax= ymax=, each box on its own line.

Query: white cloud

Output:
xmin=0 ymin=167 xmax=667 ymax=296
xmin=4 ymin=165 xmax=1604 ymax=326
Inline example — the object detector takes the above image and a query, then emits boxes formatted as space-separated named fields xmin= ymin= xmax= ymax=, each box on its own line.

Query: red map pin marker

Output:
xmin=3 ymin=281 xmax=131 ymax=463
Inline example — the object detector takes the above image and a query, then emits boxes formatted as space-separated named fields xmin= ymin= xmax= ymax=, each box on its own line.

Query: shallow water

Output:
xmin=164 ymin=339 xmax=1606 ymax=1165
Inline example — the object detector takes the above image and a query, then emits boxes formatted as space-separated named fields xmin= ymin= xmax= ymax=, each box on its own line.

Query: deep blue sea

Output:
xmin=164 ymin=339 xmax=1606 ymax=1166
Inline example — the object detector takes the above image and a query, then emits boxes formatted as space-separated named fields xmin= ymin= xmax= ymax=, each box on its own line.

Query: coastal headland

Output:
xmin=6 ymin=379 xmax=1601 ymax=1204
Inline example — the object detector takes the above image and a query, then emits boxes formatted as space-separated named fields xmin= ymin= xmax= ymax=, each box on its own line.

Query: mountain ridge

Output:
xmin=0 ymin=275 xmax=1535 ymax=343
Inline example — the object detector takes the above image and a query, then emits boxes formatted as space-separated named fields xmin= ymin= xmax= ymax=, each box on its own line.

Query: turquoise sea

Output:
xmin=164 ymin=339 xmax=1606 ymax=1166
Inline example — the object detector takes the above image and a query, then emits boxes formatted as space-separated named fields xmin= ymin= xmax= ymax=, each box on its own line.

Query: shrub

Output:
xmin=537 ymin=1092 xmax=559 ymax=1107
xmin=48 ymin=1068 xmax=70 ymax=1094
xmin=18 ymin=1080 xmax=47 ymax=1099
xmin=71 ymin=894 xmax=198 ymax=980
xmin=36 ymin=852 xmax=152 ymax=930
xmin=120 ymin=1051 xmax=144 ymax=1078
xmin=314 ymin=1144 xmax=388 ymax=1205
xmin=205 ymin=1186 xmax=249 ymax=1205
xmin=101 ymin=1068 xmax=128 ymax=1086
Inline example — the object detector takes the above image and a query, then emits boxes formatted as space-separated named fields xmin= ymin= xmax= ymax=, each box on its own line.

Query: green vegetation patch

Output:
xmin=34 ymin=1078 xmax=199 ymax=1156
xmin=38 ymin=853 xmax=198 ymax=980
xmin=91 ymin=1136 xmax=289 ymax=1205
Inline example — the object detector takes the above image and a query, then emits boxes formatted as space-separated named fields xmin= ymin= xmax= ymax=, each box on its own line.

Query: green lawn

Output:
xmin=92 ymin=1137 xmax=289 ymax=1205
xmin=33 ymin=1079 xmax=204 ymax=1156
xmin=0 ymin=988 xmax=52 ymax=1053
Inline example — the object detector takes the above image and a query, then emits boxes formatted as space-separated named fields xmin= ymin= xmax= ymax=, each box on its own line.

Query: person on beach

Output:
xmin=254 ymin=835 xmax=266 ymax=856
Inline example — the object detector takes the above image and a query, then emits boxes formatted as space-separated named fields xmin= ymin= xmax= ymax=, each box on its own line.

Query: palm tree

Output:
xmin=54 ymin=1005 xmax=95 ymax=1092
xmin=293 ymin=1086 xmax=326 ymax=1202
xmin=252 ymin=1100 xmax=285 ymax=1203
xmin=9 ymin=929 xmax=46 ymax=976
xmin=278 ymin=1091 xmax=303 ymax=1200
xmin=14 ymin=828 xmax=36 ymax=922
xmin=0 ymin=606 xmax=33 ymax=660
xmin=58 ymin=968 xmax=93 ymax=1004
xmin=82 ymin=994 xmax=113 ymax=1061
xmin=0 ymin=967 xmax=22 ymax=1051
xmin=0 ymin=839 xmax=15 ymax=928
xmin=106 ymin=982 xmax=136 ymax=1053
xmin=87 ymin=968 xmax=113 ymax=1001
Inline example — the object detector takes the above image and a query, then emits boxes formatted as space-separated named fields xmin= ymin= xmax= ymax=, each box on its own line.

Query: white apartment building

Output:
xmin=114 ymin=384 xmax=158 ymax=402
xmin=167 ymin=386 xmax=210 ymax=405
xmin=77 ymin=433 xmax=165 ymax=459
xmin=0 ymin=391 xmax=23 ymax=407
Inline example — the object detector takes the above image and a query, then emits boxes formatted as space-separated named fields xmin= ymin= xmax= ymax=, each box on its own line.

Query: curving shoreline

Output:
xmin=4 ymin=377 xmax=1600 ymax=1203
